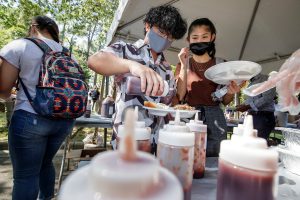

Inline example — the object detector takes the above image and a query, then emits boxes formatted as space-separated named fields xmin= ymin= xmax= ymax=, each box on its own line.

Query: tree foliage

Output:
xmin=0 ymin=0 xmax=119 ymax=83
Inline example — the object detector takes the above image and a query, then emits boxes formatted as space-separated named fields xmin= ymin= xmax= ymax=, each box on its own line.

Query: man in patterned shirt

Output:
xmin=88 ymin=5 xmax=187 ymax=153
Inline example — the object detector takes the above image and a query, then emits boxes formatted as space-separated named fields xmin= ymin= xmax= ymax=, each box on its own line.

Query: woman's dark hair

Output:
xmin=143 ymin=5 xmax=187 ymax=40
xmin=32 ymin=16 xmax=60 ymax=43
xmin=187 ymin=18 xmax=216 ymax=57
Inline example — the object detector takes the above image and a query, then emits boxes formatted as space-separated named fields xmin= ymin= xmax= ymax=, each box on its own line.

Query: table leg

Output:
xmin=104 ymin=128 xmax=107 ymax=149
xmin=58 ymin=135 xmax=70 ymax=190
xmin=151 ymin=116 xmax=164 ymax=155
xmin=66 ymin=140 xmax=72 ymax=171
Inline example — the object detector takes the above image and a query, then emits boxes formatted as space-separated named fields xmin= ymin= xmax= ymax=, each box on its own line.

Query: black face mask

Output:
xmin=189 ymin=42 xmax=214 ymax=56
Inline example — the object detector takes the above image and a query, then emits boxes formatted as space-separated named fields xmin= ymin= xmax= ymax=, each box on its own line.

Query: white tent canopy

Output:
xmin=106 ymin=0 xmax=300 ymax=74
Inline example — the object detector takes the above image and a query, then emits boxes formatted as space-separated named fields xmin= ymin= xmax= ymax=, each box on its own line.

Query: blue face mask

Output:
xmin=147 ymin=28 xmax=172 ymax=53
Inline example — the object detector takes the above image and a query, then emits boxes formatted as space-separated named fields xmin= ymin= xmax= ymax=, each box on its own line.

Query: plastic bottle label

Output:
xmin=215 ymin=87 xmax=228 ymax=98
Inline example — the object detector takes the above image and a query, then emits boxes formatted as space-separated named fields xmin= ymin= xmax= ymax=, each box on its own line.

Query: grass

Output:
xmin=72 ymin=127 xmax=113 ymax=142
xmin=0 ymin=112 xmax=8 ymax=141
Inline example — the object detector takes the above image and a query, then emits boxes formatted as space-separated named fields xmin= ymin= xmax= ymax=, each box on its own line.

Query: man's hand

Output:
xmin=105 ymin=95 xmax=114 ymax=101
xmin=235 ymin=104 xmax=251 ymax=112
xmin=128 ymin=62 xmax=164 ymax=96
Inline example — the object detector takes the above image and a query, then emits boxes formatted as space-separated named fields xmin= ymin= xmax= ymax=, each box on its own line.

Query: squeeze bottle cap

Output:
xmin=220 ymin=115 xmax=278 ymax=172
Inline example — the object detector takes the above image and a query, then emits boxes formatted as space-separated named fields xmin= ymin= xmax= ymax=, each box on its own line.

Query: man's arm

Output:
xmin=88 ymin=52 xmax=131 ymax=76
xmin=0 ymin=58 xmax=18 ymax=99
xmin=245 ymin=88 xmax=276 ymax=111
xmin=88 ymin=51 xmax=164 ymax=96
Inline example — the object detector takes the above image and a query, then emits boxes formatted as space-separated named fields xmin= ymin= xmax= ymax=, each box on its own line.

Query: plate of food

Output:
xmin=143 ymin=101 xmax=174 ymax=117
xmin=169 ymin=104 xmax=198 ymax=119
xmin=204 ymin=61 xmax=262 ymax=85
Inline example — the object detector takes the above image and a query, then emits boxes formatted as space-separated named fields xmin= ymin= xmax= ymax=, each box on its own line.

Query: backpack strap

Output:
xmin=25 ymin=37 xmax=52 ymax=54
xmin=18 ymin=78 xmax=34 ymax=104
xmin=62 ymin=46 xmax=71 ymax=57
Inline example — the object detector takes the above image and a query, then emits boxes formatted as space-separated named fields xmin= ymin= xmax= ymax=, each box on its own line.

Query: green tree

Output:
xmin=0 ymin=0 xmax=45 ymax=47
xmin=0 ymin=0 xmax=119 ymax=84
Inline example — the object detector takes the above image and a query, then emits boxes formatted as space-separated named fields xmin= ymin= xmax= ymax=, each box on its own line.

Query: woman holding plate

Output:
xmin=175 ymin=18 xmax=242 ymax=157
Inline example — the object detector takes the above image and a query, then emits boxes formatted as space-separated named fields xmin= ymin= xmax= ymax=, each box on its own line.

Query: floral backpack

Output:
xmin=19 ymin=38 xmax=88 ymax=119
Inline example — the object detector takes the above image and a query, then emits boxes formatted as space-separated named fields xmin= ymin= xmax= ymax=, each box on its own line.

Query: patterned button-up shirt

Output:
xmin=101 ymin=39 xmax=176 ymax=143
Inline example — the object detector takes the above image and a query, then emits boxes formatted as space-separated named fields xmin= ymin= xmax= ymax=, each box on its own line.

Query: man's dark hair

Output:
xmin=143 ymin=5 xmax=187 ymax=40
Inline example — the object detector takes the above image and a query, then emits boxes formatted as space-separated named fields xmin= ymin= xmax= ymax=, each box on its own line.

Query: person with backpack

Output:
xmin=0 ymin=16 xmax=87 ymax=200
xmin=175 ymin=18 xmax=242 ymax=157
xmin=90 ymin=86 xmax=100 ymax=110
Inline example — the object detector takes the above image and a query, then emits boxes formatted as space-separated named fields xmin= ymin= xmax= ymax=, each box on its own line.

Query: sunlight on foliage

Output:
xmin=0 ymin=0 xmax=119 ymax=83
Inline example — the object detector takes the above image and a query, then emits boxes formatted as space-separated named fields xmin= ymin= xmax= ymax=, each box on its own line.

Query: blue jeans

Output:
xmin=8 ymin=110 xmax=75 ymax=200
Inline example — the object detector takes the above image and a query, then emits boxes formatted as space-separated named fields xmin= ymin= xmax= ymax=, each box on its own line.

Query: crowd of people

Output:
xmin=0 ymin=4 xmax=299 ymax=200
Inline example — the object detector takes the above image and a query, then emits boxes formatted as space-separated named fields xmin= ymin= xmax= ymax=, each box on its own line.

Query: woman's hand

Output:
xmin=178 ymin=47 xmax=189 ymax=67
xmin=227 ymin=81 xmax=246 ymax=94
xmin=128 ymin=62 xmax=164 ymax=96
xmin=222 ymin=81 xmax=247 ymax=105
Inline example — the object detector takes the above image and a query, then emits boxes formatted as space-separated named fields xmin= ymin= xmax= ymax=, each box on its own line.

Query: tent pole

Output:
xmin=255 ymin=53 xmax=291 ymax=64
xmin=235 ymin=0 xmax=261 ymax=119
xmin=238 ymin=0 xmax=261 ymax=60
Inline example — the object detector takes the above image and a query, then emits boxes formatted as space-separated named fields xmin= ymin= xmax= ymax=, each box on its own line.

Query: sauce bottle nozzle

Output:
xmin=175 ymin=110 xmax=180 ymax=125
xmin=119 ymin=109 xmax=137 ymax=161
xmin=134 ymin=106 xmax=139 ymax=121
xmin=243 ymin=115 xmax=254 ymax=137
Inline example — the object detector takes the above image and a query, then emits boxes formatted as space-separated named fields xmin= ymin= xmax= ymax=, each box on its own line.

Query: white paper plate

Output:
xmin=169 ymin=109 xmax=198 ymax=119
xmin=143 ymin=106 xmax=174 ymax=117
xmin=204 ymin=61 xmax=262 ymax=85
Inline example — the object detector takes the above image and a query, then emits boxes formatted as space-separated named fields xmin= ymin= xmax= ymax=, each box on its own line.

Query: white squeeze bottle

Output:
xmin=157 ymin=111 xmax=195 ymax=200
xmin=187 ymin=112 xmax=207 ymax=178
xmin=217 ymin=115 xmax=278 ymax=200
xmin=59 ymin=109 xmax=183 ymax=200
xmin=117 ymin=106 xmax=152 ymax=152
xmin=231 ymin=123 xmax=257 ymax=142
